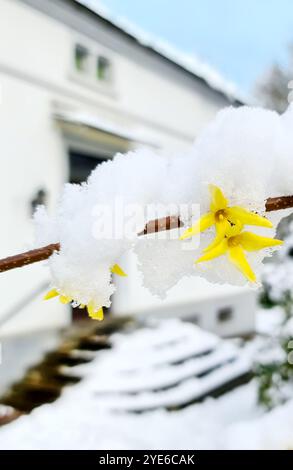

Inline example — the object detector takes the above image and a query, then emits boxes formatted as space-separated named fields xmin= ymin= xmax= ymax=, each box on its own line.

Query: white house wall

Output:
xmin=0 ymin=73 xmax=69 ymax=336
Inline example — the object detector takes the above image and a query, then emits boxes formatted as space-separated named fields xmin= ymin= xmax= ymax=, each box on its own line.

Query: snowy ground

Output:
xmin=0 ymin=316 xmax=292 ymax=450
xmin=1 ymin=380 xmax=293 ymax=450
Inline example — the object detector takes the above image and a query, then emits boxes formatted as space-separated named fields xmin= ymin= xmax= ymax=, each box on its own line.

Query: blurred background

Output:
xmin=0 ymin=0 xmax=293 ymax=449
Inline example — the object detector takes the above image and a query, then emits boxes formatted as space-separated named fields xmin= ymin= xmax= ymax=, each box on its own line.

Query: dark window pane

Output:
xmin=97 ymin=56 xmax=111 ymax=81
xmin=217 ymin=307 xmax=233 ymax=323
xmin=75 ymin=44 xmax=89 ymax=72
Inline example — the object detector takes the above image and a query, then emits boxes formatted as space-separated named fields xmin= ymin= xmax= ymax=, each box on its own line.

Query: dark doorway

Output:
xmin=69 ymin=150 xmax=109 ymax=184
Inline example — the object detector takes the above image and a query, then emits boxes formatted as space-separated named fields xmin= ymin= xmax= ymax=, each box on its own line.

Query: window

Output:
xmin=97 ymin=56 xmax=111 ymax=81
xmin=72 ymin=41 xmax=114 ymax=90
xmin=217 ymin=307 xmax=233 ymax=323
xmin=75 ymin=44 xmax=89 ymax=72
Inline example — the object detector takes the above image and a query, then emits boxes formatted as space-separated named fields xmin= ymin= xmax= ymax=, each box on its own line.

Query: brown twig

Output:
xmin=0 ymin=244 xmax=60 ymax=273
xmin=137 ymin=215 xmax=183 ymax=236
xmin=0 ymin=195 xmax=292 ymax=274
xmin=265 ymin=195 xmax=293 ymax=212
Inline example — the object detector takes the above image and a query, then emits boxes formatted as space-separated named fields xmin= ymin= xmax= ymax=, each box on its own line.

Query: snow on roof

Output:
xmin=73 ymin=0 xmax=246 ymax=104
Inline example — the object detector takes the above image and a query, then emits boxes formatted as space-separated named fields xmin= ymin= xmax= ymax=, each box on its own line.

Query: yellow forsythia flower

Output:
xmin=180 ymin=184 xmax=272 ymax=251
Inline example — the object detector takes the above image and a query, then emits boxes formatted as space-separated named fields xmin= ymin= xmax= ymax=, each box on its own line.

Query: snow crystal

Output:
xmin=34 ymin=105 xmax=293 ymax=309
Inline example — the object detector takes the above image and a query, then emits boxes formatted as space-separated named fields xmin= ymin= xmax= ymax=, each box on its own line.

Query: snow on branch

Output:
xmin=0 ymin=197 xmax=291 ymax=274
xmin=1 ymin=105 xmax=293 ymax=319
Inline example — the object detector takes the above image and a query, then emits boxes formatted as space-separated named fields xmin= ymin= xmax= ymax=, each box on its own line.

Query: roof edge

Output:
xmin=71 ymin=0 xmax=246 ymax=105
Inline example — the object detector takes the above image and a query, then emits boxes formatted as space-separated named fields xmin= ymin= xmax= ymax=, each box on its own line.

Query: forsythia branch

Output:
xmin=0 ymin=195 xmax=292 ymax=273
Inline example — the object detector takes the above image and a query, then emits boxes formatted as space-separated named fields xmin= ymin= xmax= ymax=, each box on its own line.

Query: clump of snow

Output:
xmin=193 ymin=106 xmax=290 ymax=213
xmin=35 ymin=149 xmax=171 ymax=309
xmin=34 ymin=105 xmax=293 ymax=309
xmin=135 ymin=106 xmax=293 ymax=290
xmin=134 ymin=239 xmax=198 ymax=298
xmin=33 ymin=206 xmax=59 ymax=247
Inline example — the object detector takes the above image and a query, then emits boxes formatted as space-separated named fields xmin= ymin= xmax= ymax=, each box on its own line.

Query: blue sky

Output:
xmin=99 ymin=0 xmax=293 ymax=94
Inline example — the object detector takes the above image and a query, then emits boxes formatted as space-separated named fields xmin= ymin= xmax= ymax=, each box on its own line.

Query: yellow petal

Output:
xmin=87 ymin=301 xmax=96 ymax=315
xmin=92 ymin=308 xmax=104 ymax=321
xmin=43 ymin=289 xmax=59 ymax=300
xmin=111 ymin=264 xmax=127 ymax=277
xmin=59 ymin=295 xmax=72 ymax=304
xmin=238 ymin=231 xmax=283 ymax=252
xmin=179 ymin=212 xmax=214 ymax=240
xmin=228 ymin=245 xmax=256 ymax=282
xmin=196 ymin=239 xmax=228 ymax=263
xmin=228 ymin=206 xmax=273 ymax=228
xmin=87 ymin=302 xmax=104 ymax=321
xmin=204 ymin=219 xmax=230 ymax=252
xmin=209 ymin=184 xmax=228 ymax=212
